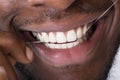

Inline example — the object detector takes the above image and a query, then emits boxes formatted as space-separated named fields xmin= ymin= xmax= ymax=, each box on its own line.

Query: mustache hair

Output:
xmin=11 ymin=0 xmax=112 ymax=28
xmin=11 ymin=0 xmax=90 ymax=27
xmin=12 ymin=8 xmax=69 ymax=28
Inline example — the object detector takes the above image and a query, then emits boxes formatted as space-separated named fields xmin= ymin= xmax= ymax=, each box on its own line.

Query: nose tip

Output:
xmin=28 ymin=0 xmax=75 ymax=10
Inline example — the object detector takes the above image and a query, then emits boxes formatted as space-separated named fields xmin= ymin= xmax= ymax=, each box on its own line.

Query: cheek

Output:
xmin=46 ymin=0 xmax=75 ymax=10
xmin=0 ymin=0 xmax=16 ymax=11
xmin=78 ymin=0 xmax=112 ymax=10
xmin=82 ymin=0 xmax=110 ymax=5
xmin=0 ymin=0 xmax=10 ymax=8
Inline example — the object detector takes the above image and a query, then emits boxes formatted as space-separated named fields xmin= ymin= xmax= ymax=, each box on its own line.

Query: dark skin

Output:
xmin=0 ymin=0 xmax=120 ymax=80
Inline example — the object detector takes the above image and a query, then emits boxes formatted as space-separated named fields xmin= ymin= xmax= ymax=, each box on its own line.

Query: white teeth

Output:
xmin=67 ymin=43 xmax=74 ymax=48
xmin=77 ymin=27 xmax=82 ymax=38
xmin=49 ymin=44 xmax=55 ymax=48
xmin=44 ymin=40 xmax=80 ymax=49
xmin=83 ymin=25 xmax=91 ymax=36
xmin=61 ymin=44 xmax=67 ymax=49
xmin=67 ymin=29 xmax=76 ymax=42
xmin=73 ymin=41 xmax=79 ymax=46
xmin=44 ymin=43 xmax=49 ymax=47
xmin=78 ymin=38 xmax=83 ymax=43
xmin=83 ymin=25 xmax=88 ymax=35
xmin=32 ymin=23 xmax=93 ymax=49
xmin=41 ymin=32 xmax=49 ymax=42
xmin=49 ymin=32 xmax=56 ymax=43
xmin=37 ymin=33 xmax=44 ymax=42
xmin=54 ymin=44 xmax=61 ymax=49
xmin=56 ymin=32 xmax=67 ymax=43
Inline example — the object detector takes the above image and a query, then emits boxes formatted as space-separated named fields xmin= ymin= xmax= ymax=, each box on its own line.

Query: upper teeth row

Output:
xmin=32 ymin=24 xmax=91 ymax=44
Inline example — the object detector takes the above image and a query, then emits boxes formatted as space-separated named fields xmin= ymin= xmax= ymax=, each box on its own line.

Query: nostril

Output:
xmin=29 ymin=0 xmax=75 ymax=10
xmin=45 ymin=0 xmax=75 ymax=10
xmin=28 ymin=0 xmax=45 ymax=8
xmin=32 ymin=4 xmax=44 ymax=7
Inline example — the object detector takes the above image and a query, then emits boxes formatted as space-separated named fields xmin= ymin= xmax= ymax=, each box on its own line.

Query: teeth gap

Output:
xmin=85 ymin=21 xmax=98 ymax=40
xmin=47 ymin=39 xmax=78 ymax=44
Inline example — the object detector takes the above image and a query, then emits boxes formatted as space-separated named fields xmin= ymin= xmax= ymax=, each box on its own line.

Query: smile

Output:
xmin=29 ymin=17 xmax=105 ymax=67
xmin=32 ymin=23 xmax=92 ymax=49
xmin=14 ymin=8 xmax=113 ymax=67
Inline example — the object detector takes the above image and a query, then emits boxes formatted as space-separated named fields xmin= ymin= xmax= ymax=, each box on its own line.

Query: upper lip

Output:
xmin=12 ymin=11 xmax=104 ymax=32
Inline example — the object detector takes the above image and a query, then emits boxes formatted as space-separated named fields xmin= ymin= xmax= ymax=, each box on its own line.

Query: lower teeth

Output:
xmin=44 ymin=39 xmax=83 ymax=49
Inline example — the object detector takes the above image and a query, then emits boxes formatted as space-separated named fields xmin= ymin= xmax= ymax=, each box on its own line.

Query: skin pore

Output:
xmin=0 ymin=0 xmax=120 ymax=80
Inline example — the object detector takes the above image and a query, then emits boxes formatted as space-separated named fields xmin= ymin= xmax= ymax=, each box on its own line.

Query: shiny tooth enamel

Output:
xmin=78 ymin=38 xmax=83 ymax=43
xmin=41 ymin=32 xmax=49 ymax=42
xmin=49 ymin=44 xmax=55 ymax=49
xmin=45 ymin=43 xmax=49 ymax=47
xmin=37 ymin=33 xmax=44 ymax=42
xmin=83 ymin=25 xmax=91 ymax=36
xmin=54 ymin=44 xmax=62 ymax=49
xmin=83 ymin=25 xmax=88 ymax=35
xmin=77 ymin=27 xmax=82 ymax=38
xmin=44 ymin=40 xmax=80 ymax=49
xmin=73 ymin=41 xmax=79 ymax=46
xmin=32 ymin=23 xmax=93 ymax=49
xmin=67 ymin=29 xmax=77 ymax=42
xmin=61 ymin=44 xmax=67 ymax=49
xmin=49 ymin=32 xmax=56 ymax=43
xmin=56 ymin=32 xmax=67 ymax=43
xmin=67 ymin=43 xmax=74 ymax=48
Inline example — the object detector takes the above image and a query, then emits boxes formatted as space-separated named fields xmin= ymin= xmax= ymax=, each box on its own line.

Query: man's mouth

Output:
xmin=32 ymin=23 xmax=93 ymax=49
xmin=15 ymin=10 xmax=113 ymax=67
xmin=27 ymin=17 xmax=103 ymax=67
